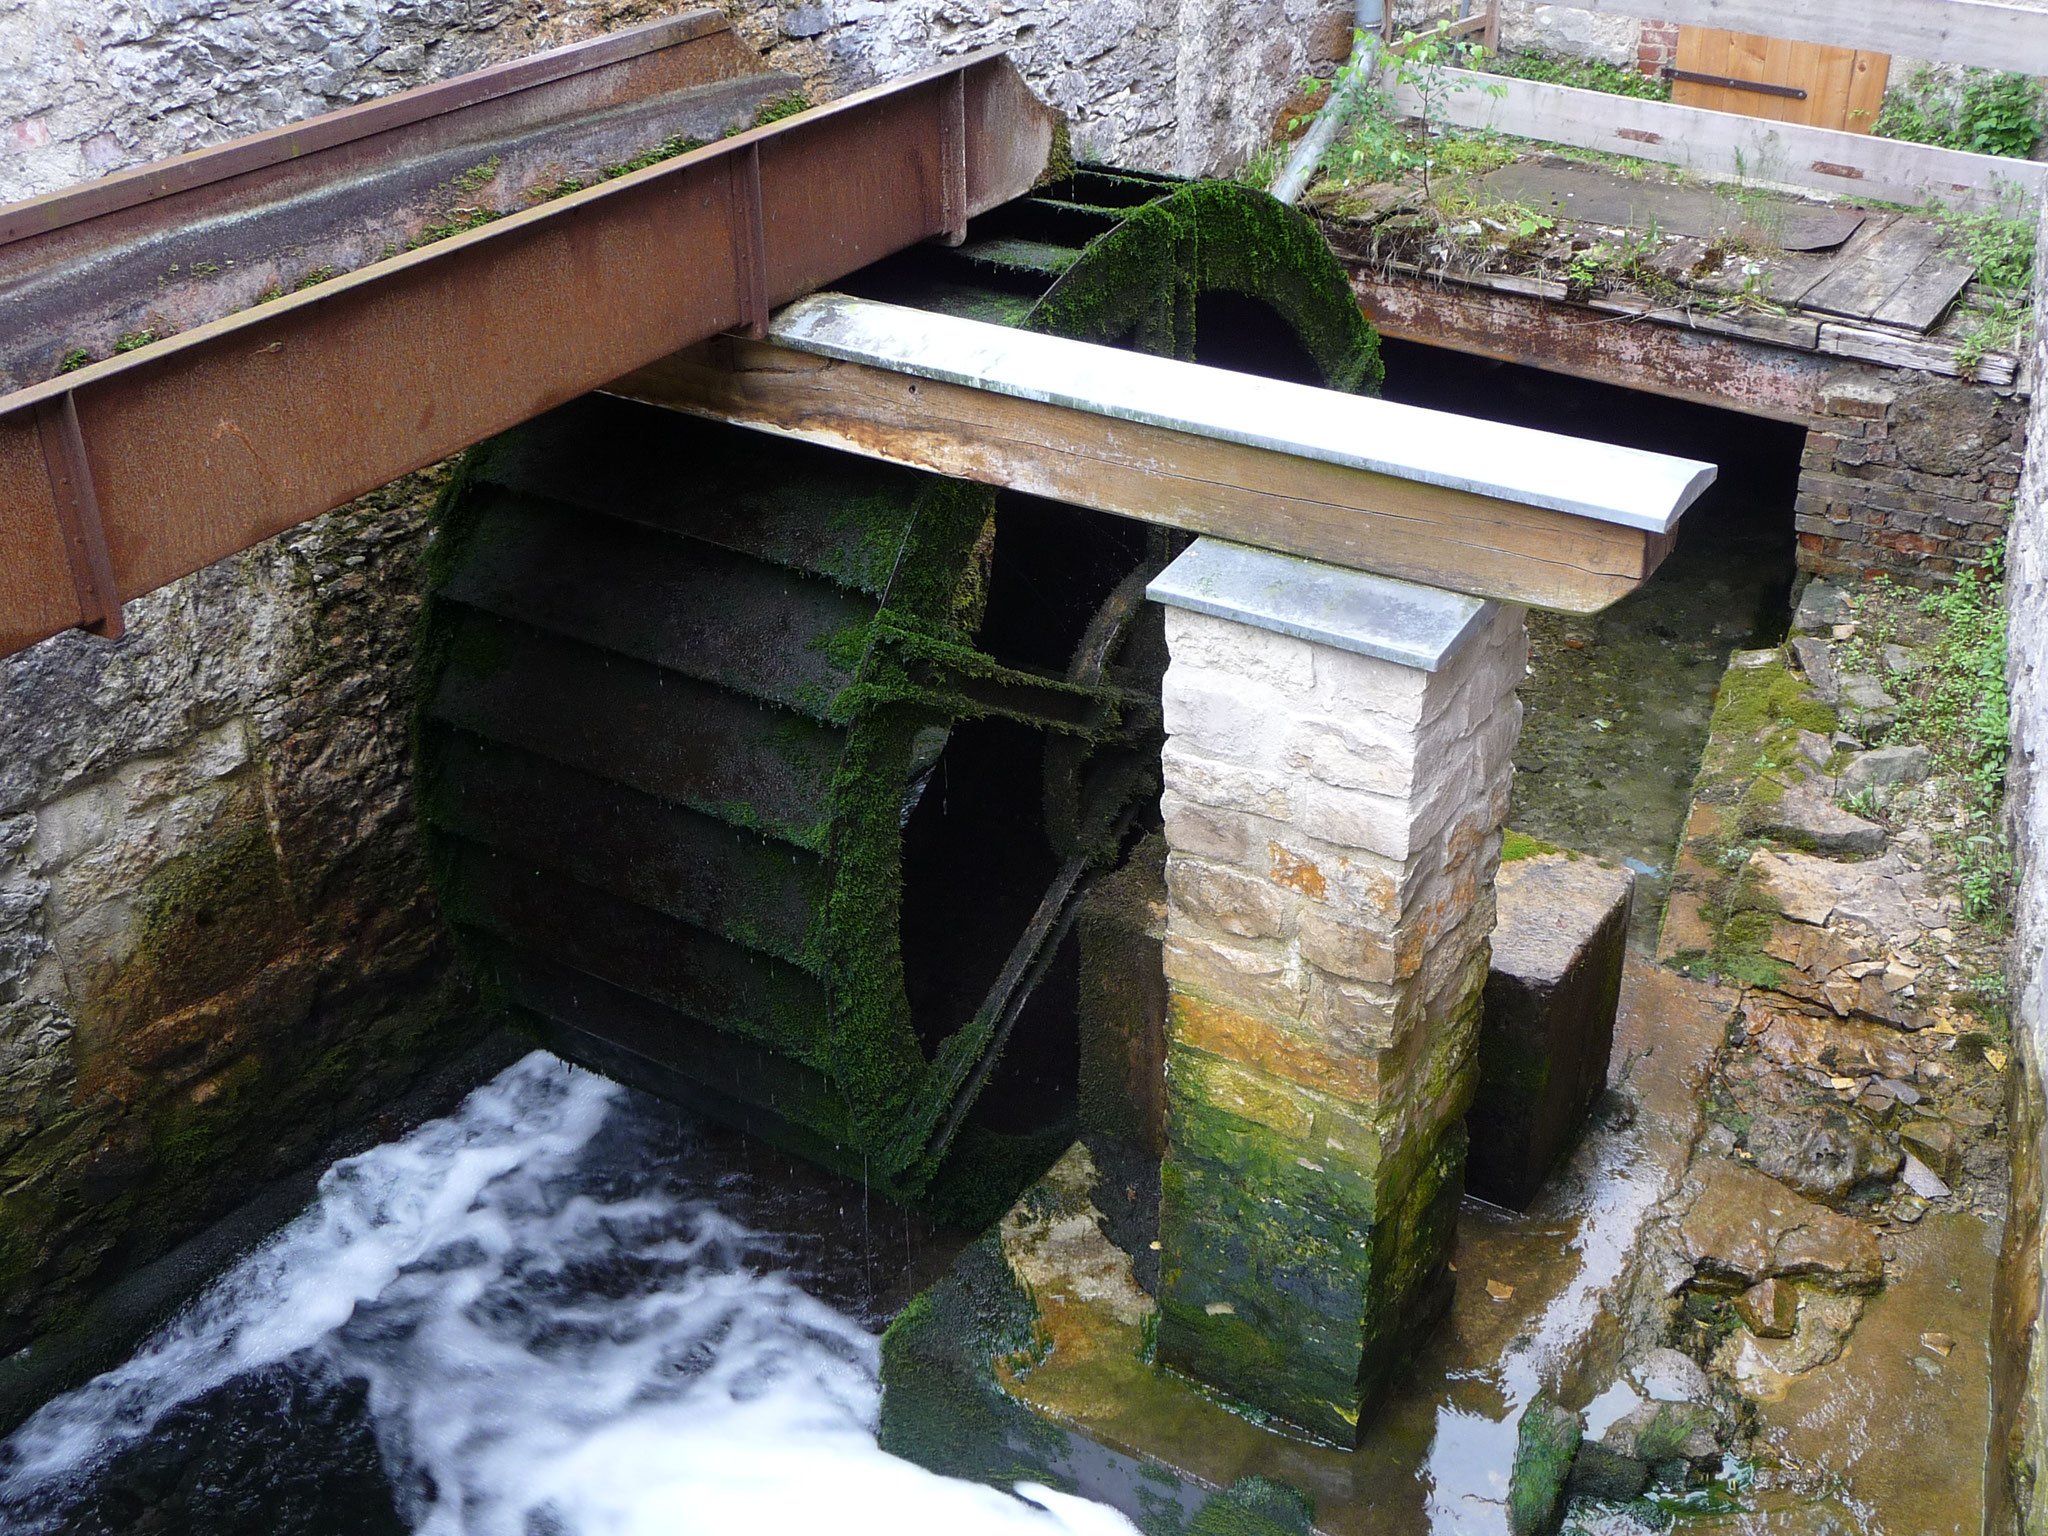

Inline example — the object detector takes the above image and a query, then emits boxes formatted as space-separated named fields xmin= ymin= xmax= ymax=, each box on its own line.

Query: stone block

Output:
xmin=1466 ymin=852 xmax=1632 ymax=1210
xmin=1792 ymin=582 xmax=1851 ymax=634
xmin=1166 ymin=855 xmax=1300 ymax=942
xmin=1162 ymin=929 xmax=1303 ymax=1020
xmin=1839 ymin=744 xmax=1931 ymax=791
xmin=1161 ymin=742 xmax=1294 ymax=820
xmin=1296 ymin=905 xmax=1400 ymax=985
xmin=1161 ymin=667 xmax=1292 ymax=767
xmin=1744 ymin=784 xmax=1886 ymax=857
xmin=1161 ymin=607 xmax=1317 ymax=696
xmin=1284 ymin=715 xmax=1412 ymax=796
xmin=1161 ymin=791 xmax=1254 ymax=864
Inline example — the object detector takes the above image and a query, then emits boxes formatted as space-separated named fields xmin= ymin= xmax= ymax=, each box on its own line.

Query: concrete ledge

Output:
xmin=1147 ymin=538 xmax=1497 ymax=673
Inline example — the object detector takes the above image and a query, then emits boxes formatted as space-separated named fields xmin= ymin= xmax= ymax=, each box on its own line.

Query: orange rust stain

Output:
xmin=1267 ymin=840 xmax=1326 ymax=899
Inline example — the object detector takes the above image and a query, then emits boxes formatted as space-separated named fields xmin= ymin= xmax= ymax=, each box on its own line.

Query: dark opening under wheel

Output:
xmin=416 ymin=170 xmax=1381 ymax=1217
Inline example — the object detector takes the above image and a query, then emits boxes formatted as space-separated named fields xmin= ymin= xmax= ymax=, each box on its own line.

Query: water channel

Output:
xmin=0 ymin=348 xmax=1810 ymax=1535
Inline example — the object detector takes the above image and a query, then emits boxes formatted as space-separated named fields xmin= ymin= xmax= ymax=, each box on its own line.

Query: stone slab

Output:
xmin=1147 ymin=538 xmax=1496 ymax=673
xmin=773 ymin=296 xmax=1717 ymax=534
xmin=1468 ymin=852 xmax=1634 ymax=1211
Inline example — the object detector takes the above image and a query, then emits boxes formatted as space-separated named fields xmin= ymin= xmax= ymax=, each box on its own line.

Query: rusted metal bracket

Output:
xmin=938 ymin=71 xmax=969 ymax=246
xmin=0 ymin=49 xmax=1058 ymax=659
xmin=1663 ymin=66 xmax=1808 ymax=99
xmin=32 ymin=394 xmax=122 ymax=639
xmin=728 ymin=144 xmax=771 ymax=340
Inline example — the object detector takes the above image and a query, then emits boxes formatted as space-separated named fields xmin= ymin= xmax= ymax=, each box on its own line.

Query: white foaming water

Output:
xmin=0 ymin=1052 xmax=1135 ymax=1536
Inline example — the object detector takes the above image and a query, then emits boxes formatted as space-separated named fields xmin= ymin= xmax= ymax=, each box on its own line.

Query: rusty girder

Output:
xmin=0 ymin=27 xmax=1057 ymax=657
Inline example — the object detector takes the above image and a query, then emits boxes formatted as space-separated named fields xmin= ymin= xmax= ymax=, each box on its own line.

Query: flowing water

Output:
xmin=0 ymin=1053 xmax=1136 ymax=1536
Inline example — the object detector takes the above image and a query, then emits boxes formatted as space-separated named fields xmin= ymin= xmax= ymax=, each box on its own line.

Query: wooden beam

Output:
xmin=1392 ymin=68 xmax=2047 ymax=211
xmin=1563 ymin=0 xmax=2048 ymax=81
xmin=607 ymin=295 xmax=1716 ymax=614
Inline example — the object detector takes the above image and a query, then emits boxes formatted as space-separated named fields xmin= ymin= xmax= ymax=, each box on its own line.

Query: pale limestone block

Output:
xmin=1162 ymin=791 xmax=1255 ymax=864
xmin=1300 ymin=780 xmax=1417 ymax=861
xmin=1160 ymin=665 xmax=1293 ymax=767
xmin=1296 ymin=905 xmax=1400 ymax=985
xmin=1296 ymin=841 xmax=1405 ymax=923
xmin=1163 ymin=927 xmax=1306 ymax=1021
xmin=1163 ymin=606 xmax=1317 ymax=696
xmin=1166 ymin=854 xmax=1301 ymax=942
xmin=1303 ymin=968 xmax=1401 ymax=1055
xmin=1161 ymin=742 xmax=1295 ymax=820
xmin=1284 ymin=714 xmax=1415 ymax=797
xmin=1311 ymin=645 xmax=1430 ymax=723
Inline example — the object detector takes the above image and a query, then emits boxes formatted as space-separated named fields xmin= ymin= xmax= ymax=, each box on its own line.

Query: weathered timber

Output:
xmin=1354 ymin=274 xmax=1860 ymax=421
xmin=1392 ymin=68 xmax=2047 ymax=211
xmin=0 ymin=48 xmax=1059 ymax=659
xmin=1560 ymin=0 xmax=2048 ymax=79
xmin=611 ymin=298 xmax=1713 ymax=615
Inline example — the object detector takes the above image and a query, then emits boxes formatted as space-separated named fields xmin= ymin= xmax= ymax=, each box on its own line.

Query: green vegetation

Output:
xmin=752 ymin=90 xmax=811 ymax=126
xmin=113 ymin=327 xmax=162 ymax=353
xmin=1877 ymin=66 xmax=2044 ymax=159
xmin=1492 ymin=50 xmax=1668 ymax=102
xmin=1837 ymin=555 xmax=2012 ymax=921
xmin=57 ymin=347 xmax=92 ymax=373
xmin=1501 ymin=829 xmax=1562 ymax=862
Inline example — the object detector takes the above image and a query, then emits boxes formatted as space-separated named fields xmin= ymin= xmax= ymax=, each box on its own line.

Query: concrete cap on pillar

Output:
xmin=1146 ymin=537 xmax=1497 ymax=672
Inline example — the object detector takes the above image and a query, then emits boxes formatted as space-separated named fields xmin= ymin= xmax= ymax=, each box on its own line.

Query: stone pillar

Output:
xmin=1145 ymin=539 xmax=1526 ymax=1445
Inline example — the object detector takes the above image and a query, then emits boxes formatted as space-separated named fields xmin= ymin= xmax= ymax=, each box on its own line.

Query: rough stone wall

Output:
xmin=0 ymin=471 xmax=471 ymax=1351
xmin=1152 ymin=601 xmax=1525 ymax=1441
xmin=723 ymin=0 xmax=1353 ymax=175
xmin=0 ymin=0 xmax=685 ymax=206
xmin=1796 ymin=369 xmax=2025 ymax=587
xmin=1993 ymin=200 xmax=2048 ymax=1536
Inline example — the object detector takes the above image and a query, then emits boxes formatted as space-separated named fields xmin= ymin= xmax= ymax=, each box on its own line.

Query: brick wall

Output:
xmin=1796 ymin=370 xmax=2024 ymax=585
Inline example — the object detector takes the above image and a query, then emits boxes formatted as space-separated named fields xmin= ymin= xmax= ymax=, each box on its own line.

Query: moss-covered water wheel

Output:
xmin=418 ymin=168 xmax=1380 ymax=1219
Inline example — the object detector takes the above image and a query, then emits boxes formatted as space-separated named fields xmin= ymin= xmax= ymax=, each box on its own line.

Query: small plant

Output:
xmin=1492 ymin=50 xmax=1669 ymax=101
xmin=1877 ymin=66 xmax=2045 ymax=159
xmin=752 ymin=90 xmax=810 ymax=127
xmin=452 ymin=157 xmax=501 ymax=195
xmin=113 ymin=327 xmax=162 ymax=353
xmin=57 ymin=347 xmax=93 ymax=373
xmin=293 ymin=265 xmax=338 ymax=291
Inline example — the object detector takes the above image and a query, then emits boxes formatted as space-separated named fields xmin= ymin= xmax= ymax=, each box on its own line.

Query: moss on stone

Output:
xmin=1506 ymin=1398 xmax=1582 ymax=1536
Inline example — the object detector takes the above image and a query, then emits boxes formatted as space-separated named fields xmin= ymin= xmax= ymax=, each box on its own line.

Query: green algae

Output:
xmin=1506 ymin=1398 xmax=1582 ymax=1536
xmin=1025 ymin=181 xmax=1382 ymax=395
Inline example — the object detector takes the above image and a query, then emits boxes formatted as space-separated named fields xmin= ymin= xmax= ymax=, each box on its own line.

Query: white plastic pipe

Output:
xmin=1271 ymin=0 xmax=1384 ymax=205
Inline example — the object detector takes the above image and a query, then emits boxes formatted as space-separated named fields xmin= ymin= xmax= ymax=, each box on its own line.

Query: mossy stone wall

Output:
xmin=0 ymin=472 xmax=482 ymax=1363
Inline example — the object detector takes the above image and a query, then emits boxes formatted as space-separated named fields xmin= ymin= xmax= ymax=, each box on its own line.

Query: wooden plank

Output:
xmin=1394 ymin=68 xmax=2048 ymax=212
xmin=1563 ymin=0 xmax=2048 ymax=79
xmin=1671 ymin=25 xmax=1881 ymax=133
xmin=608 ymin=337 xmax=1689 ymax=614
xmin=1846 ymin=50 xmax=1888 ymax=135
xmin=1871 ymin=253 xmax=1977 ymax=330
xmin=1474 ymin=161 xmax=1864 ymax=248
xmin=1817 ymin=321 xmax=2019 ymax=384
xmin=1802 ymin=219 xmax=1957 ymax=323
xmin=1354 ymin=273 xmax=1839 ymax=422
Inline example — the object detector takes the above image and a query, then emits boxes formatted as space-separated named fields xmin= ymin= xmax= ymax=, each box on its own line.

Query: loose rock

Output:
xmin=1794 ymin=582 xmax=1851 ymax=633
xmin=1736 ymin=1277 xmax=1798 ymax=1338
xmin=1744 ymin=1105 xmax=1901 ymax=1202
xmin=1675 ymin=1160 xmax=1884 ymax=1292
xmin=1748 ymin=785 xmax=1886 ymax=857
xmin=1839 ymin=745 xmax=1931 ymax=792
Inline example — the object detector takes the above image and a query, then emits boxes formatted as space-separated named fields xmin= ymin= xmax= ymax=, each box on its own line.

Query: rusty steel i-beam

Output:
xmin=0 ymin=33 xmax=1057 ymax=659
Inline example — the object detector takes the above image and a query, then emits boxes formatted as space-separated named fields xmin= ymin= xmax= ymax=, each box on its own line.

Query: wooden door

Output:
xmin=1670 ymin=27 xmax=1889 ymax=135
